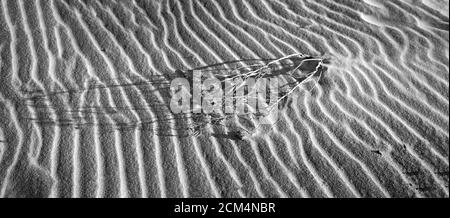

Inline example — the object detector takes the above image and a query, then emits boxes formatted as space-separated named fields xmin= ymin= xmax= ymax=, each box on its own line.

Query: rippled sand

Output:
xmin=0 ymin=0 xmax=448 ymax=198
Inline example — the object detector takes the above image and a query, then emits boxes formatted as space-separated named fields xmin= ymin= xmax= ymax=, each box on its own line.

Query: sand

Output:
xmin=0 ymin=0 xmax=448 ymax=198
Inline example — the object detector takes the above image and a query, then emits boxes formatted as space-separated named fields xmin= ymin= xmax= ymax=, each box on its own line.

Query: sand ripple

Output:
xmin=0 ymin=0 xmax=448 ymax=197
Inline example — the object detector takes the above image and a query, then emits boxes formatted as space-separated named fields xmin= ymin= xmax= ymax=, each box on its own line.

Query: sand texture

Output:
xmin=0 ymin=0 xmax=448 ymax=198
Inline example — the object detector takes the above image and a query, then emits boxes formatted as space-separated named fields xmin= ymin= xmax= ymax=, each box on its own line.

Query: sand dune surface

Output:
xmin=0 ymin=0 xmax=448 ymax=198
